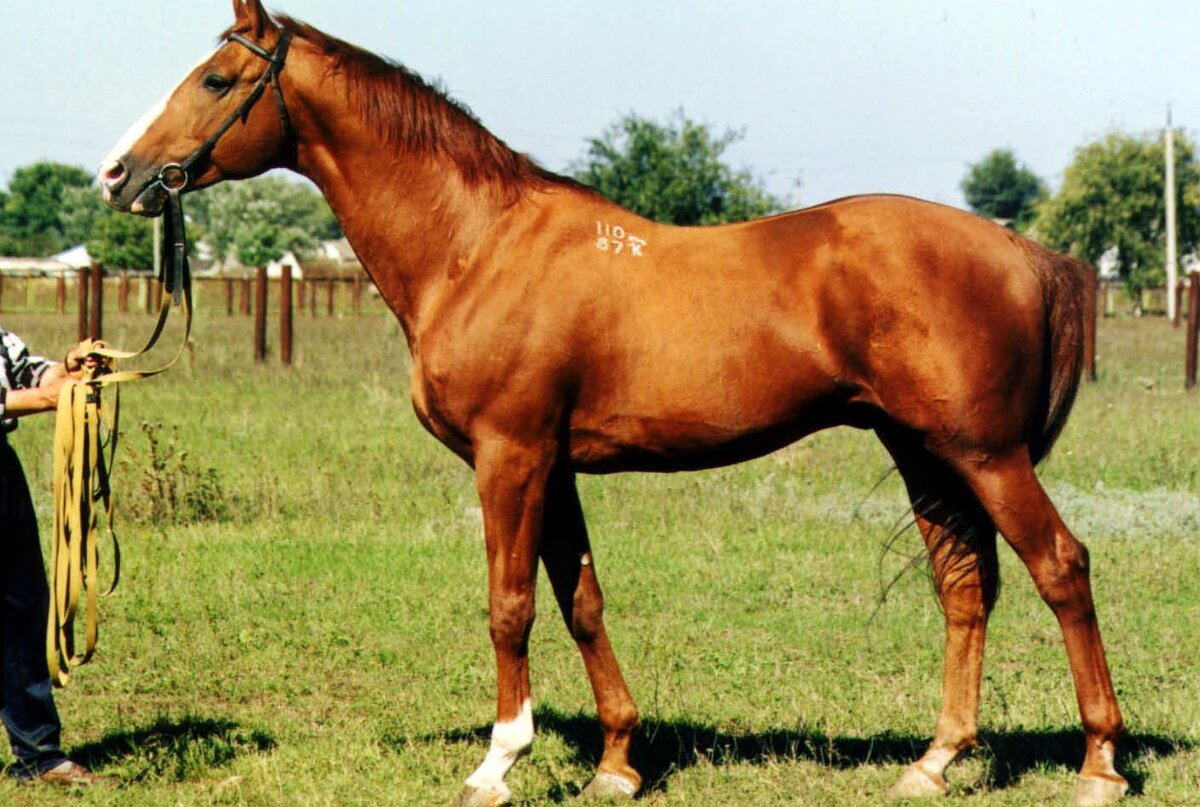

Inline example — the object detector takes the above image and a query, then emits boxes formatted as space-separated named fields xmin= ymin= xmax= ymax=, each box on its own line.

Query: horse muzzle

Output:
xmin=99 ymin=157 xmax=171 ymax=216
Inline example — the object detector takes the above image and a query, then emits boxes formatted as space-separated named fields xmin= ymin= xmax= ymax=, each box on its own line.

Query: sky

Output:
xmin=2 ymin=1 xmax=1197 ymax=210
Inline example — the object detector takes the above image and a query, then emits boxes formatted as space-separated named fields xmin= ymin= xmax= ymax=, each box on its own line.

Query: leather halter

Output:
xmin=139 ymin=30 xmax=293 ymax=304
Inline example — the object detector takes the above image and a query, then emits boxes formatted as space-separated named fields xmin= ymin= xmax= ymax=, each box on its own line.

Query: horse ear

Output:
xmin=232 ymin=0 xmax=270 ymax=37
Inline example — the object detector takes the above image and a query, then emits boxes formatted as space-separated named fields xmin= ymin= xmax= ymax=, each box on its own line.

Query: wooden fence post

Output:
xmin=225 ymin=278 xmax=235 ymax=316
xmin=280 ymin=265 xmax=294 ymax=366
xmin=89 ymin=262 xmax=103 ymax=340
xmin=118 ymin=269 xmax=129 ymax=313
xmin=1083 ymin=265 xmax=1098 ymax=382
xmin=240 ymin=277 xmax=252 ymax=315
xmin=326 ymin=278 xmax=335 ymax=316
xmin=254 ymin=266 xmax=268 ymax=362
xmin=1186 ymin=273 xmax=1199 ymax=391
xmin=77 ymin=267 xmax=89 ymax=342
xmin=352 ymin=273 xmax=362 ymax=315
xmin=0 ymin=275 xmax=5 ymax=313
xmin=56 ymin=275 xmax=66 ymax=314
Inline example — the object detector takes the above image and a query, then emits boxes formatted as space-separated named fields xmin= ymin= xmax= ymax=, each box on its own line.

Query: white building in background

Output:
xmin=51 ymin=244 xmax=93 ymax=269
xmin=1096 ymin=246 xmax=1120 ymax=280
xmin=0 ymin=244 xmax=91 ymax=276
xmin=266 ymin=251 xmax=303 ymax=279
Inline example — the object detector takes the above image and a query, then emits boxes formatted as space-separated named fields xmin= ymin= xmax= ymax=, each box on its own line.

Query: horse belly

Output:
xmin=567 ymin=346 xmax=848 ymax=473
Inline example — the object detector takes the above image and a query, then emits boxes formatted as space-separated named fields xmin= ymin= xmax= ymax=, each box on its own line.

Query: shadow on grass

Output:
xmin=71 ymin=715 xmax=277 ymax=782
xmin=407 ymin=705 xmax=1194 ymax=798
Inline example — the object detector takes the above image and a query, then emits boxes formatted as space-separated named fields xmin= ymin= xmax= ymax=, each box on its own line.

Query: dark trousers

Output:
xmin=0 ymin=440 xmax=66 ymax=778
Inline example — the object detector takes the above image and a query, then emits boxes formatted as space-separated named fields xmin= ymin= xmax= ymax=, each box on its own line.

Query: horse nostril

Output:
xmin=100 ymin=160 xmax=128 ymax=192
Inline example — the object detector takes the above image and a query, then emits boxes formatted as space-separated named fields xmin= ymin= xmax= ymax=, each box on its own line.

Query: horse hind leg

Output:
xmin=951 ymin=447 xmax=1127 ymax=807
xmin=880 ymin=434 xmax=1000 ymax=799
xmin=538 ymin=469 xmax=641 ymax=799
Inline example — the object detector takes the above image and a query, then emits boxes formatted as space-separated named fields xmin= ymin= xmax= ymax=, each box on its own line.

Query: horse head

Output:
xmin=100 ymin=0 xmax=292 ymax=215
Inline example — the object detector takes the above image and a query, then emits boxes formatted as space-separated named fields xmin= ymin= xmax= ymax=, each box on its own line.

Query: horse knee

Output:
xmin=489 ymin=589 xmax=536 ymax=647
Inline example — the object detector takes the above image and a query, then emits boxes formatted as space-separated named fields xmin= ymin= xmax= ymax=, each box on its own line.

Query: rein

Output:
xmin=45 ymin=30 xmax=292 ymax=687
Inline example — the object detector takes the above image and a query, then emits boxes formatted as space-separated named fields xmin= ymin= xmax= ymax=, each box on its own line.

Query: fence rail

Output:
xmin=0 ymin=267 xmax=390 ymax=366
xmin=0 ymin=270 xmax=386 ymax=318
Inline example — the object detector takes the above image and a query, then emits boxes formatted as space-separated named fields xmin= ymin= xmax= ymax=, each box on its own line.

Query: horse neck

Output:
xmin=287 ymin=68 xmax=520 ymax=343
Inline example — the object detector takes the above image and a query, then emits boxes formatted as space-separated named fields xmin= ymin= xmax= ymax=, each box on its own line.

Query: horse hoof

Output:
xmin=452 ymin=783 xmax=511 ymax=807
xmin=1073 ymin=775 xmax=1128 ymax=807
xmin=887 ymin=765 xmax=947 ymax=799
xmin=580 ymin=771 xmax=639 ymax=800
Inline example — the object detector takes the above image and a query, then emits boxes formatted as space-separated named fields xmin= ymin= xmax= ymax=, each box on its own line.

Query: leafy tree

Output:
xmin=189 ymin=176 xmax=341 ymax=267
xmin=0 ymin=161 xmax=93 ymax=255
xmin=570 ymin=111 xmax=783 ymax=225
xmin=59 ymin=186 xmax=108 ymax=248
xmin=961 ymin=149 xmax=1046 ymax=231
xmin=1036 ymin=130 xmax=1200 ymax=294
xmin=87 ymin=208 xmax=154 ymax=270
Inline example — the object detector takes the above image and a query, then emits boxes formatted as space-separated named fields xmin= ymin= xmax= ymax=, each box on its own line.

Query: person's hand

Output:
xmin=64 ymin=341 xmax=107 ymax=377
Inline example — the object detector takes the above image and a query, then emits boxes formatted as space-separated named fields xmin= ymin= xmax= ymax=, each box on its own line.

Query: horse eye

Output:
xmin=202 ymin=73 xmax=233 ymax=93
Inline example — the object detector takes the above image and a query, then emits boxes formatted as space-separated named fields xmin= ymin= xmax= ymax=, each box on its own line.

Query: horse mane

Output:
xmin=268 ymin=16 xmax=557 ymax=193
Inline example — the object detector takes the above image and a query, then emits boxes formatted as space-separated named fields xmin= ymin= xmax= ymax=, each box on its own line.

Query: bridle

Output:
xmin=156 ymin=30 xmax=294 ymax=195
xmin=140 ymin=29 xmax=294 ymax=303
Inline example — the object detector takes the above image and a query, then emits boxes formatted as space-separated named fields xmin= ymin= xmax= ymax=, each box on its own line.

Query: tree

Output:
xmin=87 ymin=207 xmax=155 ymax=270
xmin=961 ymin=149 xmax=1046 ymax=231
xmin=59 ymin=186 xmax=108 ymax=248
xmin=0 ymin=161 xmax=93 ymax=255
xmin=1036 ymin=130 xmax=1200 ymax=294
xmin=189 ymin=176 xmax=341 ymax=267
xmin=570 ymin=111 xmax=783 ymax=225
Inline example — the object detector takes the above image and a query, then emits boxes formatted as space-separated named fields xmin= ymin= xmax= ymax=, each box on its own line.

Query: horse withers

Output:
xmin=100 ymin=2 xmax=1127 ymax=805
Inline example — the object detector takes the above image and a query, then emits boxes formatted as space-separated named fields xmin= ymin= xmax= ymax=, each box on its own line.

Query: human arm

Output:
xmin=0 ymin=338 xmax=101 ymax=420
xmin=1 ymin=379 xmax=66 ymax=418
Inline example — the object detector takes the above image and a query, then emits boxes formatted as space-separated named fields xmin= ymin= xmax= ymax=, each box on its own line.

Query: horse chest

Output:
xmin=408 ymin=356 xmax=475 ymax=458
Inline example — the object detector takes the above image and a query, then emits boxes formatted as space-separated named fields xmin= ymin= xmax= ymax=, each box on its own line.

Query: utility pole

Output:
xmin=1165 ymin=106 xmax=1178 ymax=323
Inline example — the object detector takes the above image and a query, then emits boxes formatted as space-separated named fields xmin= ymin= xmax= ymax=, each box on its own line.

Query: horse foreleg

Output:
xmin=956 ymin=449 xmax=1127 ymax=807
xmin=540 ymin=469 xmax=641 ymax=799
xmin=883 ymin=440 xmax=999 ymax=799
xmin=455 ymin=440 xmax=554 ymax=807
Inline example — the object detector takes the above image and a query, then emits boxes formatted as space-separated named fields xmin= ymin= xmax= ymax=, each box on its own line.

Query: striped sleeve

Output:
xmin=0 ymin=327 xmax=54 ymax=390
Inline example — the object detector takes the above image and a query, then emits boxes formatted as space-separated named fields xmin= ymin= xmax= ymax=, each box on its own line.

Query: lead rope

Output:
xmin=46 ymin=187 xmax=193 ymax=687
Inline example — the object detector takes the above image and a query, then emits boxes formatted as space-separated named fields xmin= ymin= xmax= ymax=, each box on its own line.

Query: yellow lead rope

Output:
xmin=47 ymin=363 xmax=119 ymax=686
xmin=46 ymin=279 xmax=192 ymax=687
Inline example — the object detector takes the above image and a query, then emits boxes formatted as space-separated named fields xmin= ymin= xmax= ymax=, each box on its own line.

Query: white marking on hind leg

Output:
xmin=464 ymin=699 xmax=533 ymax=795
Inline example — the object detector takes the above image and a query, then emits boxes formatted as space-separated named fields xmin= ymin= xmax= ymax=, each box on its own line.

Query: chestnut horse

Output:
xmin=100 ymin=2 xmax=1126 ymax=805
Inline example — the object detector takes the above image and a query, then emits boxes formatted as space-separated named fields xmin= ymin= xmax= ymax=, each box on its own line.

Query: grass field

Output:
xmin=0 ymin=308 xmax=1196 ymax=806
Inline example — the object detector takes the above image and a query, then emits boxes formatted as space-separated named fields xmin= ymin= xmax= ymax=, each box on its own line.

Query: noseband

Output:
xmin=140 ymin=30 xmax=293 ymax=303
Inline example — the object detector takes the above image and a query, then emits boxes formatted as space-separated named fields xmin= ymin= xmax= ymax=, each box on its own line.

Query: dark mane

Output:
xmin=271 ymin=16 xmax=554 ymax=191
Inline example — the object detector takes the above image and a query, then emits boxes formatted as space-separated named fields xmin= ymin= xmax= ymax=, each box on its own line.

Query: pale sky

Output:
xmin=2 ymin=1 xmax=1196 ymax=209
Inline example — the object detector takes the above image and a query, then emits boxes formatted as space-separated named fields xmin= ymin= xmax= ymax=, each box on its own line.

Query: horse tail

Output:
xmin=1026 ymin=242 xmax=1089 ymax=466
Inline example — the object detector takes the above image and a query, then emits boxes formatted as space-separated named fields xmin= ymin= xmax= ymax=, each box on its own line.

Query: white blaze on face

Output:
xmin=100 ymin=47 xmax=222 ymax=172
xmin=463 ymin=699 xmax=533 ymax=796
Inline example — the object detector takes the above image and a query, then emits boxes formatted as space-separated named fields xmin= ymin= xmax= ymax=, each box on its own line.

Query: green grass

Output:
xmin=0 ymin=310 xmax=1196 ymax=806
